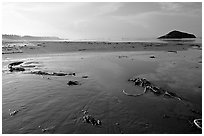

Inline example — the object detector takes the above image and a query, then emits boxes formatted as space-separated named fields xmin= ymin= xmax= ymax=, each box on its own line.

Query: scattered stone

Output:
xmin=39 ymin=126 xmax=55 ymax=133
xmin=68 ymin=72 xmax=76 ymax=76
xmin=52 ymin=72 xmax=67 ymax=76
xmin=118 ymin=56 xmax=128 ymax=58
xmin=7 ymin=61 xmax=38 ymax=72
xmin=97 ymin=120 xmax=102 ymax=125
xmin=9 ymin=67 xmax=25 ymax=72
xmin=30 ymin=71 xmax=67 ymax=76
xmin=30 ymin=71 xmax=49 ymax=75
xmin=23 ymin=61 xmax=40 ymax=65
xmin=115 ymin=122 xmax=123 ymax=133
xmin=82 ymin=111 xmax=102 ymax=126
xmin=168 ymin=50 xmax=177 ymax=53
xmin=78 ymin=49 xmax=87 ymax=51
xmin=150 ymin=55 xmax=155 ymax=58
xmin=67 ymin=81 xmax=79 ymax=86
xmin=144 ymin=123 xmax=149 ymax=128
xmin=8 ymin=61 xmax=24 ymax=71
xmin=115 ymin=123 xmax=119 ymax=125
xmin=82 ymin=75 xmax=88 ymax=78
xmin=9 ymin=110 xmax=18 ymax=116
xmin=8 ymin=61 xmax=24 ymax=68
xmin=163 ymin=114 xmax=170 ymax=119
xmin=190 ymin=44 xmax=201 ymax=49
xmin=82 ymin=110 xmax=88 ymax=114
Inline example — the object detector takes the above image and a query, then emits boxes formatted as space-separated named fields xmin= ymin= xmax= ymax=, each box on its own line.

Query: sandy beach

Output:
xmin=2 ymin=41 xmax=202 ymax=134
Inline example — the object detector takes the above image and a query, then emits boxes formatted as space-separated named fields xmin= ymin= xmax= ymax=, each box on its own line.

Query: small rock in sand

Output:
xmin=163 ymin=114 xmax=170 ymax=119
xmin=10 ymin=110 xmax=18 ymax=116
xmin=82 ymin=110 xmax=102 ymax=126
xmin=168 ymin=50 xmax=177 ymax=53
xmin=115 ymin=122 xmax=119 ymax=125
xmin=68 ymin=72 xmax=76 ymax=76
xmin=83 ymin=115 xmax=101 ymax=126
xmin=82 ymin=110 xmax=88 ymax=114
xmin=8 ymin=61 xmax=24 ymax=68
xmin=9 ymin=67 xmax=25 ymax=72
xmin=67 ymin=81 xmax=79 ymax=86
xmin=82 ymin=75 xmax=88 ymax=78
xmin=39 ymin=126 xmax=55 ymax=133
xmin=150 ymin=55 xmax=155 ymax=58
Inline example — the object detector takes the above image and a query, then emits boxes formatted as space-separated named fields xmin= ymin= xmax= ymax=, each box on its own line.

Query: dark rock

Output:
xmin=82 ymin=75 xmax=88 ymax=78
xmin=67 ymin=81 xmax=79 ymax=86
xmin=30 ymin=71 xmax=50 ymax=75
xmin=151 ymin=86 xmax=162 ymax=94
xmin=82 ymin=114 xmax=102 ymax=126
xmin=8 ymin=61 xmax=24 ymax=69
xmin=118 ymin=56 xmax=128 ymax=58
xmin=9 ymin=67 xmax=25 ymax=72
xmin=115 ymin=123 xmax=119 ymax=125
xmin=150 ymin=55 xmax=155 ymax=58
xmin=158 ymin=30 xmax=196 ymax=39
xmin=10 ymin=110 xmax=18 ymax=116
xmin=40 ymin=126 xmax=55 ymax=133
xmin=78 ymin=49 xmax=87 ymax=51
xmin=30 ymin=71 xmax=68 ymax=76
xmin=68 ymin=72 xmax=76 ymax=76
xmin=163 ymin=114 xmax=170 ymax=119
xmin=168 ymin=50 xmax=177 ymax=53
xmin=52 ymin=72 xmax=67 ymax=76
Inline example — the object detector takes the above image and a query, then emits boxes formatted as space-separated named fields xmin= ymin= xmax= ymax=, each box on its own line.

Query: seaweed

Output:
xmin=125 ymin=77 xmax=182 ymax=100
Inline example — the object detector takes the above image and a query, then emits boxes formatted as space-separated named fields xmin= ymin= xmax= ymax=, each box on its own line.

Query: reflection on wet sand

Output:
xmin=2 ymin=42 xmax=202 ymax=134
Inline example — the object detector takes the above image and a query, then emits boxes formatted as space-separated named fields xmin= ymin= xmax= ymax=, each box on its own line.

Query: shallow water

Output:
xmin=2 ymin=50 xmax=202 ymax=134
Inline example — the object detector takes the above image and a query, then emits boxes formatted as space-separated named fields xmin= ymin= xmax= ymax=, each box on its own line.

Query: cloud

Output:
xmin=158 ymin=2 xmax=201 ymax=15
xmin=159 ymin=2 xmax=181 ymax=11
xmin=2 ymin=2 xmax=202 ymax=40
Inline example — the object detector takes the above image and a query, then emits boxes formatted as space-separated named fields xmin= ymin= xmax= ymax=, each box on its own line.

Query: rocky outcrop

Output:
xmin=158 ymin=30 xmax=196 ymax=39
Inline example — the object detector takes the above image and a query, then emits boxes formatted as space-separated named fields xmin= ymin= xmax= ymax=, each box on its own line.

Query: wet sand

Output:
xmin=2 ymin=41 xmax=202 ymax=134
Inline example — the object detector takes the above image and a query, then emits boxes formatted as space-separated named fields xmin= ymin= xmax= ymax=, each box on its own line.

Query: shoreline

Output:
xmin=2 ymin=41 xmax=201 ymax=56
xmin=2 ymin=41 xmax=202 ymax=134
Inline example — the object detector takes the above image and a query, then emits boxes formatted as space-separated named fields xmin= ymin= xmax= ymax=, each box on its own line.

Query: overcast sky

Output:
xmin=2 ymin=2 xmax=202 ymax=40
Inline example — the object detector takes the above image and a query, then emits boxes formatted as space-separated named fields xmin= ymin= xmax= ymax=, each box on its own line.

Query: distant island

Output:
xmin=158 ymin=30 xmax=196 ymax=39
xmin=2 ymin=34 xmax=63 ymax=41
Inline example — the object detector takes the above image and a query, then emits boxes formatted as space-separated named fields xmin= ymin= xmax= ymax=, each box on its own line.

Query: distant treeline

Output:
xmin=2 ymin=34 xmax=62 ymax=40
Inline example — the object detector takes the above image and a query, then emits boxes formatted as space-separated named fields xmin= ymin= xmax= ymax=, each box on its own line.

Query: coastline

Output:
xmin=2 ymin=41 xmax=202 ymax=134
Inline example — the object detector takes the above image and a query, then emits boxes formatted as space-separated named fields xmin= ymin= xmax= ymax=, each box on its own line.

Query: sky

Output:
xmin=2 ymin=2 xmax=202 ymax=40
